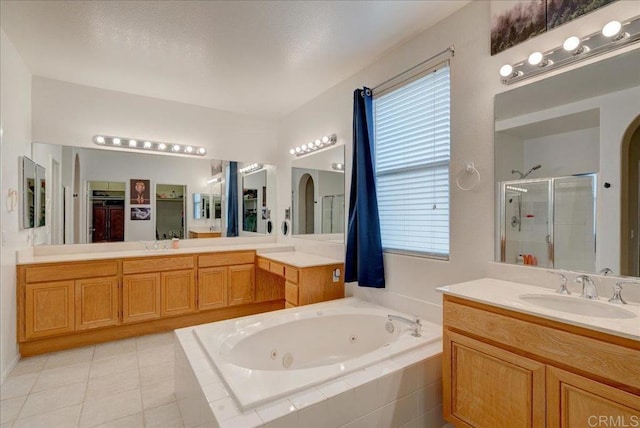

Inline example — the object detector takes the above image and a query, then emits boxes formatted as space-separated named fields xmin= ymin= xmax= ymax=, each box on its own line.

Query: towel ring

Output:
xmin=455 ymin=163 xmax=480 ymax=191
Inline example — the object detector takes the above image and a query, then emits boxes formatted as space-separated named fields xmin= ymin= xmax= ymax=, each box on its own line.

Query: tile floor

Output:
xmin=1 ymin=332 xmax=183 ymax=428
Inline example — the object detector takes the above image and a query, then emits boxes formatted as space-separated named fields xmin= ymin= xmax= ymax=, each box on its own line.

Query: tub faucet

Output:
xmin=575 ymin=275 xmax=599 ymax=300
xmin=388 ymin=315 xmax=422 ymax=337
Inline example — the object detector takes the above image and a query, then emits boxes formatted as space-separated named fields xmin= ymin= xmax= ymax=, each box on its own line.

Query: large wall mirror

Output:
xmin=32 ymin=142 xmax=275 ymax=244
xmin=495 ymin=49 xmax=640 ymax=277
xmin=291 ymin=145 xmax=345 ymax=241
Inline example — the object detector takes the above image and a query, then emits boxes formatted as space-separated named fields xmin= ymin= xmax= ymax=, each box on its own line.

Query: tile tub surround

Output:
xmin=175 ymin=306 xmax=444 ymax=428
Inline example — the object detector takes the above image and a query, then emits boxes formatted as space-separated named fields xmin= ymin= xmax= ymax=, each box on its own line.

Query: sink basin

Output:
xmin=518 ymin=294 xmax=637 ymax=319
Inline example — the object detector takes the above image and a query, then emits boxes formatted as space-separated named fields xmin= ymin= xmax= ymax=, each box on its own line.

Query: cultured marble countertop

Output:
xmin=438 ymin=278 xmax=640 ymax=341
xmin=17 ymin=243 xmax=295 ymax=265
xmin=257 ymin=251 xmax=343 ymax=268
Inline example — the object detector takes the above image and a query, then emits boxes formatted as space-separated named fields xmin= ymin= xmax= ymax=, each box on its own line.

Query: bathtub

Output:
xmin=175 ymin=298 xmax=444 ymax=427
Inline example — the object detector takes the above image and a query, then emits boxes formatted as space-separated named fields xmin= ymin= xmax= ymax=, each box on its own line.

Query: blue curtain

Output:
xmin=345 ymin=88 xmax=385 ymax=288
xmin=226 ymin=161 xmax=239 ymax=237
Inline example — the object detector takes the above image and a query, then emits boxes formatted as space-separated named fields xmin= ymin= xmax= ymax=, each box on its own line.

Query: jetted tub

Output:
xmin=192 ymin=298 xmax=441 ymax=411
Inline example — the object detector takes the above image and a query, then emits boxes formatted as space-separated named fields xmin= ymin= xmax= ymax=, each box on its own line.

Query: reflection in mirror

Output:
xmin=21 ymin=157 xmax=36 ymax=229
xmin=495 ymin=49 xmax=640 ymax=277
xmin=238 ymin=164 xmax=275 ymax=235
xmin=193 ymin=193 xmax=211 ymax=219
xmin=32 ymin=143 xmax=276 ymax=245
xmin=282 ymin=220 xmax=289 ymax=236
xmin=36 ymin=164 xmax=46 ymax=227
xmin=291 ymin=145 xmax=345 ymax=241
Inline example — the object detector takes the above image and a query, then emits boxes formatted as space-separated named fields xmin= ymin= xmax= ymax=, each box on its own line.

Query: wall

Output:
xmin=31 ymin=77 xmax=280 ymax=165
xmin=0 ymin=29 xmax=32 ymax=381
xmin=276 ymin=0 xmax=640 ymax=307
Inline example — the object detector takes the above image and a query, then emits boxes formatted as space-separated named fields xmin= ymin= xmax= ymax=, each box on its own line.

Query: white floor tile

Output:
xmin=144 ymin=402 xmax=184 ymax=428
xmin=93 ymin=412 xmax=144 ymax=428
xmin=141 ymin=377 xmax=175 ymax=410
xmin=13 ymin=403 xmax=82 ymax=428
xmin=138 ymin=344 xmax=174 ymax=369
xmin=0 ymin=395 xmax=27 ymax=424
xmin=31 ymin=362 xmax=91 ymax=393
xmin=90 ymin=352 xmax=138 ymax=379
xmin=44 ymin=346 xmax=95 ymax=370
xmin=0 ymin=374 xmax=38 ymax=400
xmin=8 ymin=355 xmax=48 ymax=378
xmin=79 ymin=387 xmax=142 ymax=428
xmin=136 ymin=332 xmax=175 ymax=351
xmin=19 ymin=381 xmax=86 ymax=419
xmin=93 ymin=338 xmax=137 ymax=361
xmin=86 ymin=368 xmax=140 ymax=400
xmin=140 ymin=360 xmax=174 ymax=386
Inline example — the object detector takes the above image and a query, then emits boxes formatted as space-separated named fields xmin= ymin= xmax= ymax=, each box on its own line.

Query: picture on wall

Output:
xmin=547 ymin=0 xmax=618 ymax=30
xmin=130 ymin=179 xmax=150 ymax=204
xmin=131 ymin=207 xmax=151 ymax=221
xmin=491 ymin=0 xmax=547 ymax=55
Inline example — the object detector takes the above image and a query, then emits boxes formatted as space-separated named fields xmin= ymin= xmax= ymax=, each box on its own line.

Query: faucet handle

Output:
xmin=609 ymin=281 xmax=640 ymax=305
xmin=547 ymin=271 xmax=569 ymax=295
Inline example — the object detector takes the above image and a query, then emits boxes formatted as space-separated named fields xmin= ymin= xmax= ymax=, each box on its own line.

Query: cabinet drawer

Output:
xmin=269 ymin=262 xmax=285 ymax=276
xmin=284 ymin=266 xmax=299 ymax=284
xmin=25 ymin=260 xmax=118 ymax=283
xmin=123 ymin=256 xmax=194 ymax=274
xmin=257 ymin=257 xmax=270 ymax=271
xmin=285 ymin=282 xmax=299 ymax=305
xmin=199 ymin=251 xmax=255 ymax=267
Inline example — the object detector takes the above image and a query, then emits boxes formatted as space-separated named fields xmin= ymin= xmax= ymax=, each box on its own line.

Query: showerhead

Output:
xmin=521 ymin=164 xmax=542 ymax=179
xmin=532 ymin=164 xmax=542 ymax=171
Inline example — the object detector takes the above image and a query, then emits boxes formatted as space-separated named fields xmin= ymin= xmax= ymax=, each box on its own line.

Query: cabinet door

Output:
xmin=547 ymin=366 xmax=640 ymax=428
xmin=92 ymin=206 xmax=108 ymax=242
xmin=109 ymin=207 xmax=125 ymax=242
xmin=161 ymin=270 xmax=196 ymax=317
xmin=198 ymin=267 xmax=228 ymax=310
xmin=122 ymin=273 xmax=161 ymax=323
xmin=25 ymin=281 xmax=75 ymax=339
xmin=75 ymin=276 xmax=119 ymax=330
xmin=228 ymin=264 xmax=255 ymax=306
xmin=443 ymin=330 xmax=545 ymax=428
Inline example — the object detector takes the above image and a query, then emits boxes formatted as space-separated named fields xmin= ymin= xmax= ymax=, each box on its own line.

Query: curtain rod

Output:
xmin=371 ymin=45 xmax=454 ymax=93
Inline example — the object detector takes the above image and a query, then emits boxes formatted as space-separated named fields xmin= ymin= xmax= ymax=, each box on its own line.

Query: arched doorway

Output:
xmin=621 ymin=115 xmax=640 ymax=276
xmin=298 ymin=173 xmax=315 ymax=234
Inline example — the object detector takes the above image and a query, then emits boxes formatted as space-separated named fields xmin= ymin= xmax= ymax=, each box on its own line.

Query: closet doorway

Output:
xmin=88 ymin=181 xmax=125 ymax=242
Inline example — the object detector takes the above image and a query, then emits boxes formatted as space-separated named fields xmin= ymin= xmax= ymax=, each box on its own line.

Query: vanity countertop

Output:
xmin=438 ymin=278 xmax=640 ymax=341
xmin=17 ymin=243 xmax=295 ymax=265
xmin=257 ymin=251 xmax=343 ymax=268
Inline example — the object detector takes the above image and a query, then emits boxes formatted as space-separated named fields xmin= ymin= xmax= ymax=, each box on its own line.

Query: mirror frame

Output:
xmin=21 ymin=157 xmax=36 ymax=230
xmin=36 ymin=164 xmax=46 ymax=228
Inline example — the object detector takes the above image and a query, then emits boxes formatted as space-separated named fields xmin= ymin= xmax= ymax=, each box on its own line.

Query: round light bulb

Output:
xmin=95 ymin=136 xmax=105 ymax=144
xmin=197 ymin=147 xmax=206 ymax=154
xmin=158 ymin=143 xmax=166 ymax=150
xmin=528 ymin=52 xmax=543 ymax=66
xmin=112 ymin=138 xmax=121 ymax=145
xmin=295 ymin=147 xmax=302 ymax=153
xmin=602 ymin=20 xmax=622 ymax=38
xmin=129 ymin=139 xmax=137 ymax=147
xmin=186 ymin=146 xmax=193 ymax=153
xmin=289 ymin=149 xmax=295 ymax=155
xmin=144 ymin=141 xmax=152 ymax=149
xmin=499 ymin=64 xmax=514 ymax=78
xmin=322 ymin=136 xmax=329 ymax=143
xmin=315 ymin=139 xmax=321 ymax=146
xmin=173 ymin=144 xmax=181 ymax=152
xmin=563 ymin=36 xmax=581 ymax=52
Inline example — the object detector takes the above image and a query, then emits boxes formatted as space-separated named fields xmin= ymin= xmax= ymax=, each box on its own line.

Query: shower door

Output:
xmin=501 ymin=175 xmax=596 ymax=270
xmin=501 ymin=180 xmax=551 ymax=267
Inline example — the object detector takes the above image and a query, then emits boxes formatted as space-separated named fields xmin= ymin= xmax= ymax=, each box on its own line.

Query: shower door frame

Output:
xmin=500 ymin=177 xmax=555 ymax=267
xmin=500 ymin=174 xmax=597 ymax=269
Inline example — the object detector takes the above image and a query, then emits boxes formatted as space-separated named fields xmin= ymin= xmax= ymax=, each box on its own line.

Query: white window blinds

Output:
xmin=373 ymin=63 xmax=450 ymax=257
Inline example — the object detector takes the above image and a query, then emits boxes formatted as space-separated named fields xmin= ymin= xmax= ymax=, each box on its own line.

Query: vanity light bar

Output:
xmin=506 ymin=185 xmax=528 ymax=193
xmin=289 ymin=134 xmax=337 ymax=157
xmin=499 ymin=15 xmax=640 ymax=85
xmin=93 ymin=135 xmax=207 ymax=157
xmin=239 ymin=163 xmax=263 ymax=174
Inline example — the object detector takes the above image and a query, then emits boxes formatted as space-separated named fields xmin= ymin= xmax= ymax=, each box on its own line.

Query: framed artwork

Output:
xmin=491 ymin=0 xmax=619 ymax=55
xmin=130 ymin=179 xmax=150 ymax=205
xmin=131 ymin=207 xmax=151 ymax=221
xmin=491 ymin=0 xmax=547 ymax=56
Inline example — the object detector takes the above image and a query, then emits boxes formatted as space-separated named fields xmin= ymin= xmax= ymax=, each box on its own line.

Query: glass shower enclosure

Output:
xmin=500 ymin=175 xmax=596 ymax=271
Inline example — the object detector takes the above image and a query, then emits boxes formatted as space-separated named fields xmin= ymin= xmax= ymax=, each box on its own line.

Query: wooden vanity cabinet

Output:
xmin=442 ymin=295 xmax=640 ymax=428
xmin=197 ymin=251 xmax=256 ymax=309
xmin=75 ymin=276 xmax=119 ymax=330
xmin=25 ymin=280 xmax=76 ymax=339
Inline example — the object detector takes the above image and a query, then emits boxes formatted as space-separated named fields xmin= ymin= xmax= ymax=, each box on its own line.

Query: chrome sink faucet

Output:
xmin=608 ymin=280 xmax=640 ymax=305
xmin=388 ymin=314 xmax=422 ymax=337
xmin=575 ymin=275 xmax=599 ymax=300
xmin=547 ymin=271 xmax=569 ymax=295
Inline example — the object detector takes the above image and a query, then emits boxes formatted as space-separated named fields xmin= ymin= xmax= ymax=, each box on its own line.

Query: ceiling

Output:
xmin=1 ymin=0 xmax=469 ymax=118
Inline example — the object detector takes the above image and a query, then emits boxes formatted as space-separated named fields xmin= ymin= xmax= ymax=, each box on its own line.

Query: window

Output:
xmin=373 ymin=63 xmax=450 ymax=258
